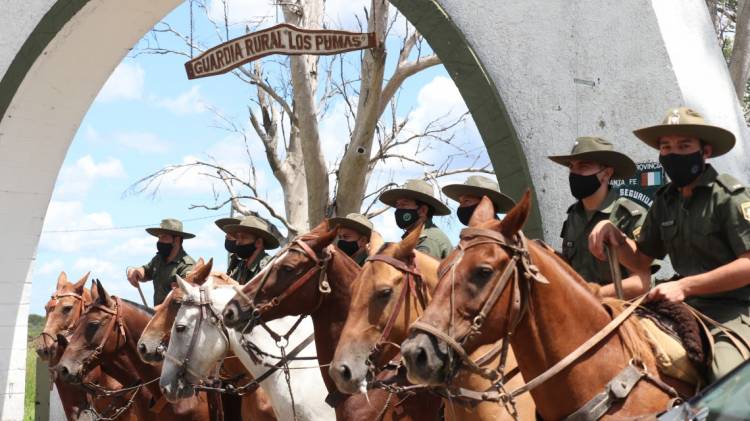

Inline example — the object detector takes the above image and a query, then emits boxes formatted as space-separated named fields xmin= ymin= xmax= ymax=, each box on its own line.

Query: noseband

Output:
xmin=410 ymin=227 xmax=547 ymax=380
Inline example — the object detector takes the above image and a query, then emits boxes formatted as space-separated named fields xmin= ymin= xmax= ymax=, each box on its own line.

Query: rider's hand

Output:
xmin=647 ymin=280 xmax=687 ymax=303
xmin=588 ymin=220 xmax=626 ymax=261
xmin=127 ymin=267 xmax=144 ymax=287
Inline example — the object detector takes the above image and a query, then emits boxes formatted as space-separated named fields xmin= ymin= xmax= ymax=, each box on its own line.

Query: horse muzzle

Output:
xmin=401 ymin=332 xmax=453 ymax=386
xmin=55 ymin=361 xmax=84 ymax=384
xmin=222 ymin=300 xmax=253 ymax=329
xmin=137 ymin=338 xmax=166 ymax=364
xmin=160 ymin=375 xmax=195 ymax=403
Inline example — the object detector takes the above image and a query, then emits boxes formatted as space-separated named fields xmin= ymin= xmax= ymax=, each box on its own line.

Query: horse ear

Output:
xmin=203 ymin=273 xmax=215 ymax=290
xmin=368 ymin=230 xmax=384 ymax=257
xmin=395 ymin=219 xmax=423 ymax=260
xmin=469 ymin=196 xmax=496 ymax=227
xmin=55 ymin=272 xmax=69 ymax=291
xmin=72 ymin=272 xmax=90 ymax=294
xmin=498 ymin=190 xmax=532 ymax=237
xmin=307 ymin=220 xmax=338 ymax=251
xmin=192 ymin=258 xmax=213 ymax=285
xmin=93 ymin=279 xmax=112 ymax=306
xmin=175 ymin=274 xmax=192 ymax=294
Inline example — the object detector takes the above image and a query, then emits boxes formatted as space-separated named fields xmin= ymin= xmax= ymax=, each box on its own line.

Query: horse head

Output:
xmin=36 ymin=271 xmax=90 ymax=362
xmin=138 ymin=258 xmax=213 ymax=363
xmin=402 ymin=192 xmax=532 ymax=386
xmin=55 ymin=279 xmax=125 ymax=384
xmin=329 ymin=220 xmax=440 ymax=394
xmin=222 ymin=220 xmax=338 ymax=329
xmin=159 ymin=273 xmax=233 ymax=402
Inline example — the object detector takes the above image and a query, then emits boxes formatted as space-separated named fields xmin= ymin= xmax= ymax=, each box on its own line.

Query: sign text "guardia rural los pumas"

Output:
xmin=185 ymin=23 xmax=377 ymax=79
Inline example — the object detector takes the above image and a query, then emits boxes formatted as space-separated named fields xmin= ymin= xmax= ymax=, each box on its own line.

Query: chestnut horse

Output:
xmin=55 ymin=279 xmax=209 ymax=421
xmin=138 ymin=258 xmax=276 ymax=421
xmin=222 ymin=221 xmax=441 ymax=421
xmin=401 ymin=193 xmax=692 ymax=420
xmin=329 ymin=221 xmax=535 ymax=421
xmin=36 ymin=272 xmax=138 ymax=421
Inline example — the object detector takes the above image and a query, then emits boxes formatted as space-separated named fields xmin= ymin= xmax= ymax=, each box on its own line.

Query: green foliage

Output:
xmin=25 ymin=314 xmax=45 ymax=421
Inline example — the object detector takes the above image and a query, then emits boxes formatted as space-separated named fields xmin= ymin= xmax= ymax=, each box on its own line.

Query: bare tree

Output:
xmin=706 ymin=0 xmax=750 ymax=109
xmin=130 ymin=0 xmax=490 ymax=238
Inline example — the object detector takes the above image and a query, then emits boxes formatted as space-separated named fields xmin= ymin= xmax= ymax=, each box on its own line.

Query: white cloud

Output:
xmin=55 ymin=155 xmax=126 ymax=199
xmin=40 ymin=201 xmax=116 ymax=253
xmin=114 ymin=132 xmax=172 ymax=153
xmin=96 ymin=62 xmax=145 ymax=102
xmin=35 ymin=259 xmax=65 ymax=277
xmin=151 ymin=86 xmax=207 ymax=115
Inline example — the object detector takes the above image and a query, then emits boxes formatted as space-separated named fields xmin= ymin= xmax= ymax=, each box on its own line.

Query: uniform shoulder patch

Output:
xmin=741 ymin=202 xmax=750 ymax=222
xmin=615 ymin=198 xmax=644 ymax=216
xmin=716 ymin=174 xmax=745 ymax=194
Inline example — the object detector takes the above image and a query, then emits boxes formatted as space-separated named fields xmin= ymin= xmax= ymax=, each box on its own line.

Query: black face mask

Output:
xmin=395 ymin=208 xmax=419 ymax=230
xmin=224 ymin=239 xmax=238 ymax=254
xmin=659 ymin=151 xmax=704 ymax=188
xmin=337 ymin=239 xmax=360 ymax=257
xmin=569 ymin=170 xmax=603 ymax=200
xmin=235 ymin=243 xmax=257 ymax=259
xmin=456 ymin=204 xmax=478 ymax=226
xmin=156 ymin=241 xmax=173 ymax=257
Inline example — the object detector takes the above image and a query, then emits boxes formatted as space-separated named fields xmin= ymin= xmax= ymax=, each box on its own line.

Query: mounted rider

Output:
xmin=379 ymin=179 xmax=452 ymax=260
xmin=126 ymin=218 xmax=196 ymax=306
xmin=214 ymin=216 xmax=242 ymax=276
xmin=589 ymin=107 xmax=750 ymax=381
xmin=222 ymin=215 xmax=280 ymax=285
xmin=442 ymin=175 xmax=515 ymax=225
xmin=549 ymin=136 xmax=652 ymax=298
xmin=328 ymin=212 xmax=373 ymax=266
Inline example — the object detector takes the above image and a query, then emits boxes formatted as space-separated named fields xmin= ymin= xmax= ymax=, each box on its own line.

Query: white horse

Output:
xmin=159 ymin=274 xmax=334 ymax=421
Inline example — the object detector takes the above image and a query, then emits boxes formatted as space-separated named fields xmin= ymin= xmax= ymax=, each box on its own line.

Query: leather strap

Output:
xmin=564 ymin=363 xmax=645 ymax=421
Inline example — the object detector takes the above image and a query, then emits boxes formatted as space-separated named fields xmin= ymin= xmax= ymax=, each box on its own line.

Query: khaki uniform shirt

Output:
xmin=637 ymin=165 xmax=750 ymax=306
xmin=229 ymin=251 xmax=273 ymax=285
xmin=561 ymin=189 xmax=647 ymax=285
xmin=404 ymin=220 xmax=452 ymax=260
xmin=226 ymin=254 xmax=241 ymax=276
xmin=142 ymin=250 xmax=195 ymax=306
xmin=351 ymin=249 xmax=368 ymax=266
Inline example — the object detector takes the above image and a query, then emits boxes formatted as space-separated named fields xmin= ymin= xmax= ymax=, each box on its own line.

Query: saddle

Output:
xmin=635 ymin=300 xmax=707 ymax=386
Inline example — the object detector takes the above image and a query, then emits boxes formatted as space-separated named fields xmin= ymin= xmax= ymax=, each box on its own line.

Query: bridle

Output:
xmin=163 ymin=284 xmax=230 ymax=381
xmin=79 ymin=297 xmax=127 ymax=373
xmin=411 ymin=227 xmax=546 ymax=381
xmin=39 ymin=291 xmax=89 ymax=354
xmin=364 ymin=252 xmax=429 ymax=373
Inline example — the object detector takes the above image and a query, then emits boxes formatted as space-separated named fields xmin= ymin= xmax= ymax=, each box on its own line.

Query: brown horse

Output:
xmin=55 ymin=279 xmax=210 ymax=421
xmin=222 ymin=221 xmax=441 ymax=421
xmin=329 ymin=221 xmax=535 ymax=421
xmin=36 ymin=272 xmax=138 ymax=421
xmin=401 ymin=193 xmax=692 ymax=420
xmin=138 ymin=258 xmax=276 ymax=421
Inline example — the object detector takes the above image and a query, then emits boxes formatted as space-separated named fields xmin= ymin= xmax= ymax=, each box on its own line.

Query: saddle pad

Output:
xmin=638 ymin=317 xmax=703 ymax=386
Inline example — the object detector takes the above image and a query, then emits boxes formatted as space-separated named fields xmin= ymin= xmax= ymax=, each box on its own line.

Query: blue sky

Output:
xmin=30 ymin=0 xmax=491 ymax=314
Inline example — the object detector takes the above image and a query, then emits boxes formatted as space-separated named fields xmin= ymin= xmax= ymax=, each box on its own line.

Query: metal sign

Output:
xmin=185 ymin=23 xmax=377 ymax=79
xmin=610 ymin=161 xmax=665 ymax=208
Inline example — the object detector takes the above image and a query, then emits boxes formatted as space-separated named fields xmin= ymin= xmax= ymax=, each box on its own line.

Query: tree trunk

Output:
xmin=730 ymin=0 xmax=750 ymax=99
xmin=334 ymin=0 xmax=389 ymax=216
xmin=282 ymin=0 xmax=329 ymax=228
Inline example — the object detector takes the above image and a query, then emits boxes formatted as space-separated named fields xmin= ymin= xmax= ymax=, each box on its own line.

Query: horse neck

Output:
xmin=311 ymin=249 xmax=358 ymax=393
xmin=414 ymin=251 xmax=440 ymax=293
xmin=508 ymin=242 xmax=632 ymax=417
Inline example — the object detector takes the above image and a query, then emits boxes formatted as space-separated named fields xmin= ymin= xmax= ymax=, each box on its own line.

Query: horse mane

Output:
xmin=120 ymin=298 xmax=155 ymax=316
xmin=526 ymin=240 xmax=654 ymax=364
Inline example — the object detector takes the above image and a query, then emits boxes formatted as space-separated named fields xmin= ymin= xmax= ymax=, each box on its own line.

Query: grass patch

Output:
xmin=25 ymin=314 xmax=45 ymax=421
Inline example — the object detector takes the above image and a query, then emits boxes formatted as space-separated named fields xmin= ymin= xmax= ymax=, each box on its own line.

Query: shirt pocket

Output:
xmin=659 ymin=222 xmax=679 ymax=257
xmin=692 ymin=219 xmax=726 ymax=256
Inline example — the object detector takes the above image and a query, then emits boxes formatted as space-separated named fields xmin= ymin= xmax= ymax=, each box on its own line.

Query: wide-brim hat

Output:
xmin=329 ymin=213 xmax=373 ymax=236
xmin=223 ymin=215 xmax=280 ymax=249
xmin=633 ymin=107 xmax=735 ymax=158
xmin=214 ymin=217 xmax=242 ymax=232
xmin=146 ymin=218 xmax=195 ymax=239
xmin=548 ymin=136 xmax=636 ymax=179
xmin=379 ymin=179 xmax=450 ymax=215
xmin=442 ymin=175 xmax=516 ymax=213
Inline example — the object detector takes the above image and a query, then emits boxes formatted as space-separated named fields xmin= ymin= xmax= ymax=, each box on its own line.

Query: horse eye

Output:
xmin=282 ymin=265 xmax=294 ymax=273
xmin=85 ymin=321 xmax=100 ymax=338
xmin=376 ymin=288 xmax=393 ymax=300
xmin=62 ymin=305 xmax=73 ymax=314
xmin=175 ymin=324 xmax=186 ymax=333
xmin=475 ymin=266 xmax=494 ymax=280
